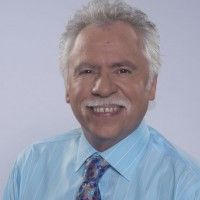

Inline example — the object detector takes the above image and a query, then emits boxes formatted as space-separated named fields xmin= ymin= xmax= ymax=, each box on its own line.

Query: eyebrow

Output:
xmin=73 ymin=60 xmax=136 ymax=73
xmin=73 ymin=62 xmax=99 ymax=73
xmin=111 ymin=60 xmax=136 ymax=69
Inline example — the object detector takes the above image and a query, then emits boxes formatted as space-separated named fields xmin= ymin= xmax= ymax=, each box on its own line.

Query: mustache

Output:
xmin=81 ymin=96 xmax=131 ymax=109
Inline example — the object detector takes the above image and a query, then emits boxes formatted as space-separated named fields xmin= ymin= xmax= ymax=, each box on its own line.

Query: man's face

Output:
xmin=66 ymin=22 xmax=157 ymax=151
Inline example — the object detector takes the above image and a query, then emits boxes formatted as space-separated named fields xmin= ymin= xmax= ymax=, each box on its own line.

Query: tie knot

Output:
xmin=84 ymin=154 xmax=110 ymax=182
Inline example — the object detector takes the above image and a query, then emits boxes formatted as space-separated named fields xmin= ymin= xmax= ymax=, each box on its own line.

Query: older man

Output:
xmin=4 ymin=0 xmax=200 ymax=199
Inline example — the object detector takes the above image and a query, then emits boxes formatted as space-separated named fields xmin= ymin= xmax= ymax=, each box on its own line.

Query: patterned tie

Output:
xmin=76 ymin=154 xmax=110 ymax=200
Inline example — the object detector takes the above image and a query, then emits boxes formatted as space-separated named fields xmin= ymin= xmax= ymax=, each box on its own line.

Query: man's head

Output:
xmin=60 ymin=0 xmax=161 ymax=151
xmin=59 ymin=0 xmax=160 ymax=82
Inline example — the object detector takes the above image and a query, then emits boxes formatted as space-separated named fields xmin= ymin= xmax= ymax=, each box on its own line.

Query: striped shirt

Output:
xmin=3 ymin=121 xmax=200 ymax=200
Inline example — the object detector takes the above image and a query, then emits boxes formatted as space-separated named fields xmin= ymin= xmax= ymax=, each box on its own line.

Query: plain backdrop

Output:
xmin=1 ymin=0 xmax=200 ymax=196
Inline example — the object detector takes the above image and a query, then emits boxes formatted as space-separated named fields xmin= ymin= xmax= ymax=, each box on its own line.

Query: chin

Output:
xmin=86 ymin=126 xmax=127 ymax=142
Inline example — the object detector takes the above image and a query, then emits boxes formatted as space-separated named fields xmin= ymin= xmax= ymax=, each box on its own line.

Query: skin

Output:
xmin=66 ymin=21 xmax=157 ymax=151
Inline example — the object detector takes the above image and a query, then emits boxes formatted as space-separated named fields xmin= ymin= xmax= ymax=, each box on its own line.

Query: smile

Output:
xmin=88 ymin=105 xmax=124 ymax=115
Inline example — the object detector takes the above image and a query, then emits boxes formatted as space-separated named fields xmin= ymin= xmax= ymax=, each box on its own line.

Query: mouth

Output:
xmin=87 ymin=105 xmax=125 ymax=116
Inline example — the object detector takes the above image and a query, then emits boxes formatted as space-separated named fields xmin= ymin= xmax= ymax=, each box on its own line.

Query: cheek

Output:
xmin=119 ymin=84 xmax=150 ymax=118
xmin=120 ymin=79 xmax=148 ymax=100
xmin=68 ymin=79 xmax=92 ymax=105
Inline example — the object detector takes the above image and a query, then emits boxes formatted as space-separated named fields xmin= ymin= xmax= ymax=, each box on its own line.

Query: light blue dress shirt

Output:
xmin=3 ymin=122 xmax=200 ymax=199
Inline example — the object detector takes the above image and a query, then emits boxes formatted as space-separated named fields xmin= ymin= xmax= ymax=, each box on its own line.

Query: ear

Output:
xmin=65 ymin=85 xmax=70 ymax=103
xmin=148 ymin=76 xmax=157 ymax=101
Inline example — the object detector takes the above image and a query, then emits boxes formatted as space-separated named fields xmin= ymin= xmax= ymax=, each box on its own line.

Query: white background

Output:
xmin=1 ymin=0 xmax=200 ymax=196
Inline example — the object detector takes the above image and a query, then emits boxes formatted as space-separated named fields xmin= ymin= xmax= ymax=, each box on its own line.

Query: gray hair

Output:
xmin=59 ymin=0 xmax=161 ymax=80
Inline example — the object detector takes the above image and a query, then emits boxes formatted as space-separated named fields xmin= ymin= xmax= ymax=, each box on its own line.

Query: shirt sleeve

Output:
xmin=3 ymin=161 xmax=21 ymax=200
xmin=176 ymin=167 xmax=200 ymax=200
xmin=186 ymin=182 xmax=200 ymax=200
xmin=181 ymin=183 xmax=200 ymax=200
xmin=3 ymin=146 xmax=33 ymax=200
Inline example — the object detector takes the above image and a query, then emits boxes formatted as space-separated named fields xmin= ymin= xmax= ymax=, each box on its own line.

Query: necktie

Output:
xmin=76 ymin=154 xmax=110 ymax=200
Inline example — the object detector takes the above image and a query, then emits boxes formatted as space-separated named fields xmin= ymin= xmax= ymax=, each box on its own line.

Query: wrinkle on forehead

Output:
xmin=71 ymin=21 xmax=142 ymax=51
xmin=68 ymin=21 xmax=148 ymax=74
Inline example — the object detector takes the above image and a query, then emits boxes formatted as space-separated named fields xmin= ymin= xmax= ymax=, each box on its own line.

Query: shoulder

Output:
xmin=3 ymin=129 xmax=82 ymax=199
xmin=147 ymin=126 xmax=200 ymax=198
xmin=147 ymin=126 xmax=200 ymax=170
xmin=16 ymin=128 xmax=82 ymax=168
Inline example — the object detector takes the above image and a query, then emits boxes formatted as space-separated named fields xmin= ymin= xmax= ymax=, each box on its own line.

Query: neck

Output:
xmin=82 ymin=129 xmax=131 ymax=152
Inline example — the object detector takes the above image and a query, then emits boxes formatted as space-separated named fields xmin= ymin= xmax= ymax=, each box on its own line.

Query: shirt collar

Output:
xmin=75 ymin=121 xmax=150 ymax=181
xmin=75 ymin=130 xmax=97 ymax=172
xmin=101 ymin=121 xmax=150 ymax=180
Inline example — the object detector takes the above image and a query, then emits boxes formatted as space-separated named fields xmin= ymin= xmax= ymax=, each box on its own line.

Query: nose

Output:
xmin=91 ymin=74 xmax=118 ymax=97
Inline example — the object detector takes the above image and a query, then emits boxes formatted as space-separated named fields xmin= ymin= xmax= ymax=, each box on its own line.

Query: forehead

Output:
xmin=68 ymin=21 xmax=147 ymax=68
xmin=72 ymin=21 xmax=143 ymax=52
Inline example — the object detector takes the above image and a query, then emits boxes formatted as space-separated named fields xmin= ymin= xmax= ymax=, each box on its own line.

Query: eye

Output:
xmin=80 ymin=69 xmax=93 ymax=74
xmin=118 ymin=68 xmax=132 ymax=74
xmin=74 ymin=63 xmax=98 ymax=77
xmin=77 ymin=68 xmax=96 ymax=76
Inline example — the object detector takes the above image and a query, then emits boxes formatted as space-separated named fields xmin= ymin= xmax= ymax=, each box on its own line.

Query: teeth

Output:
xmin=92 ymin=106 xmax=120 ymax=113
xmin=100 ymin=107 xmax=104 ymax=113
xmin=105 ymin=107 xmax=109 ymax=112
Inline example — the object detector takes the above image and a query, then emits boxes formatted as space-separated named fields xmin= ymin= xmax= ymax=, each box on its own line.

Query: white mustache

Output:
xmin=82 ymin=97 xmax=131 ymax=109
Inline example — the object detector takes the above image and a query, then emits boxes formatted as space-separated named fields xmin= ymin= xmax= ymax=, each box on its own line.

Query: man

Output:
xmin=4 ymin=0 xmax=200 ymax=199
